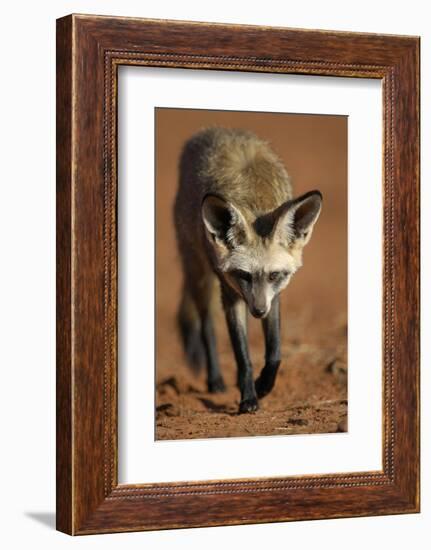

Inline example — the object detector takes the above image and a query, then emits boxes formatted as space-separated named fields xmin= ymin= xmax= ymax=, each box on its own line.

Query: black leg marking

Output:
xmin=222 ymin=287 xmax=258 ymax=413
xmin=201 ymin=312 xmax=226 ymax=393
xmin=255 ymin=295 xmax=281 ymax=399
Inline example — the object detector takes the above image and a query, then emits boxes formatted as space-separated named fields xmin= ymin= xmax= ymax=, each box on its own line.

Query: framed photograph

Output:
xmin=56 ymin=14 xmax=420 ymax=534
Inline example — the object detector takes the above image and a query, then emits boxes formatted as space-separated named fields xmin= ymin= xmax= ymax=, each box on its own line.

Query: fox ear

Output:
xmin=273 ymin=190 xmax=322 ymax=246
xmin=202 ymin=195 xmax=249 ymax=248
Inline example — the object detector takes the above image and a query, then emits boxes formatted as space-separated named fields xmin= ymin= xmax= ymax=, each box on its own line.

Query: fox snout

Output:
xmin=248 ymin=290 xmax=271 ymax=319
xmin=250 ymin=305 xmax=269 ymax=319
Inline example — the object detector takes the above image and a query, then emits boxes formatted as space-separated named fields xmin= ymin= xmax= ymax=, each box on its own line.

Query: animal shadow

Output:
xmin=199 ymin=397 xmax=236 ymax=415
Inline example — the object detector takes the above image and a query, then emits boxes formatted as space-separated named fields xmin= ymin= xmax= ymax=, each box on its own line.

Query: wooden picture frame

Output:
xmin=56 ymin=14 xmax=420 ymax=535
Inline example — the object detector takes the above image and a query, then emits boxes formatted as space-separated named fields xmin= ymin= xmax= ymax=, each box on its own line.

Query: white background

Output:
xmin=0 ymin=1 xmax=428 ymax=548
xmin=118 ymin=68 xmax=382 ymax=483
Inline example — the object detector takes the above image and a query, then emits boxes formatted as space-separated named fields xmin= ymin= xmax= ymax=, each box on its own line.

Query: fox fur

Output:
xmin=174 ymin=127 xmax=322 ymax=413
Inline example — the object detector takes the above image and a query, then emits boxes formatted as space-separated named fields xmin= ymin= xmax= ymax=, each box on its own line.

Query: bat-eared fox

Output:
xmin=174 ymin=127 xmax=322 ymax=414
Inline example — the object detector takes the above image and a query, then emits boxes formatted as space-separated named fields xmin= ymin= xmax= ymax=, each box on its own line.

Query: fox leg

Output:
xmin=177 ymin=247 xmax=226 ymax=392
xmin=177 ymin=286 xmax=205 ymax=372
xmin=222 ymin=287 xmax=258 ymax=413
xmin=201 ymin=308 xmax=226 ymax=393
xmin=255 ymin=295 xmax=281 ymax=399
xmin=193 ymin=275 xmax=226 ymax=394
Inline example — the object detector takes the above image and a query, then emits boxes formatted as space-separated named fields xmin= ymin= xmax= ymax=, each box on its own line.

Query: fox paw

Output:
xmin=207 ymin=376 xmax=226 ymax=393
xmin=255 ymin=375 xmax=274 ymax=399
xmin=239 ymin=396 xmax=259 ymax=414
xmin=255 ymin=362 xmax=280 ymax=398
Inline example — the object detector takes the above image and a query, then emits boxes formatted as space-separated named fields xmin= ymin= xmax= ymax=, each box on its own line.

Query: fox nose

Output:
xmin=251 ymin=306 xmax=267 ymax=318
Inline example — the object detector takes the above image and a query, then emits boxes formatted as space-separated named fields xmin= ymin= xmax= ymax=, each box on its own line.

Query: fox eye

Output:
xmin=269 ymin=270 xmax=289 ymax=282
xmin=233 ymin=270 xmax=252 ymax=283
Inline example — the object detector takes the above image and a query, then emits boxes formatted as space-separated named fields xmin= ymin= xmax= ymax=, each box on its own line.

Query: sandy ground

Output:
xmin=156 ymin=310 xmax=347 ymax=440
xmin=155 ymin=108 xmax=347 ymax=440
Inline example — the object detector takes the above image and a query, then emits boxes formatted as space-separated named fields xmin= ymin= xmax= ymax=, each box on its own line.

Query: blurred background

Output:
xmin=155 ymin=108 xmax=347 ymax=440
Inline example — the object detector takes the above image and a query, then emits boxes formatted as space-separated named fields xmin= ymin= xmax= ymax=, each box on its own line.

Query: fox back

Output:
xmin=175 ymin=127 xmax=293 ymax=240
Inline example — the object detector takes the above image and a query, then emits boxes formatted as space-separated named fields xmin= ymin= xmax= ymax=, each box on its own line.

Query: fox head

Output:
xmin=202 ymin=190 xmax=322 ymax=318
